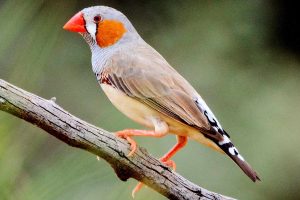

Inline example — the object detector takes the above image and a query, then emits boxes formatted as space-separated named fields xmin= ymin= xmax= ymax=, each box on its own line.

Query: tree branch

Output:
xmin=0 ymin=79 xmax=235 ymax=200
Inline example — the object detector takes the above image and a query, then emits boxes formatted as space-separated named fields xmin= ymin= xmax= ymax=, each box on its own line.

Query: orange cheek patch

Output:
xmin=96 ymin=20 xmax=127 ymax=48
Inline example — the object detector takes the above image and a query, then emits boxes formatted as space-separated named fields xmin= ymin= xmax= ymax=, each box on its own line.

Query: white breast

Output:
xmin=101 ymin=84 xmax=156 ymax=128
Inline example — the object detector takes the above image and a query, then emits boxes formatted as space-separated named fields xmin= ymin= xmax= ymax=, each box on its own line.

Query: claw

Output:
xmin=160 ymin=159 xmax=176 ymax=171
xmin=116 ymin=130 xmax=137 ymax=156
xmin=126 ymin=136 xmax=137 ymax=156
xmin=132 ymin=182 xmax=144 ymax=198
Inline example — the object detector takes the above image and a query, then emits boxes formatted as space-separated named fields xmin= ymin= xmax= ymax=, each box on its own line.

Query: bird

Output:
xmin=63 ymin=5 xmax=260 ymax=197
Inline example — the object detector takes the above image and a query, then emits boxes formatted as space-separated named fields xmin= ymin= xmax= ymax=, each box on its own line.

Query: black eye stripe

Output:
xmin=95 ymin=22 xmax=98 ymax=38
xmin=93 ymin=15 xmax=102 ymax=38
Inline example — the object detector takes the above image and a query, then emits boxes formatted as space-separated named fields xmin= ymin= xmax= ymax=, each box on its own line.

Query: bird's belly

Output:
xmin=101 ymin=84 xmax=159 ymax=128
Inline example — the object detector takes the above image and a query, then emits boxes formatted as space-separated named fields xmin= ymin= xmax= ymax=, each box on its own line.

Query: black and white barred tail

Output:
xmin=196 ymin=97 xmax=260 ymax=181
xmin=217 ymin=135 xmax=260 ymax=182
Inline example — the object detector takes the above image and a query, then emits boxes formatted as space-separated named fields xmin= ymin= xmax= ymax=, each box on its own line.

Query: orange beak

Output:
xmin=63 ymin=11 xmax=86 ymax=32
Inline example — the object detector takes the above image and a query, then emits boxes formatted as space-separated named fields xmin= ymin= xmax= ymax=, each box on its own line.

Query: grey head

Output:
xmin=81 ymin=6 xmax=142 ymax=49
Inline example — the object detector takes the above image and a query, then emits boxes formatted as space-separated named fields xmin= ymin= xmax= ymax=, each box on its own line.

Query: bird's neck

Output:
xmin=91 ymin=45 xmax=116 ymax=75
xmin=81 ymin=32 xmax=144 ymax=75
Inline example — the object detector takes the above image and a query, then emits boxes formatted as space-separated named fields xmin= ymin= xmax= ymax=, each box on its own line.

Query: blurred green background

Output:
xmin=1 ymin=0 xmax=300 ymax=199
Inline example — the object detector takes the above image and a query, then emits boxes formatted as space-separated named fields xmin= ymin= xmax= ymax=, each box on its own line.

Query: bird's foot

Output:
xmin=131 ymin=158 xmax=176 ymax=198
xmin=116 ymin=129 xmax=137 ymax=157
xmin=160 ymin=157 xmax=176 ymax=171
xmin=131 ymin=182 xmax=143 ymax=199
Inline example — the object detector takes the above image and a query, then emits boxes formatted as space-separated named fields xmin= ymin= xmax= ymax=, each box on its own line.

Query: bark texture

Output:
xmin=0 ymin=79 xmax=235 ymax=200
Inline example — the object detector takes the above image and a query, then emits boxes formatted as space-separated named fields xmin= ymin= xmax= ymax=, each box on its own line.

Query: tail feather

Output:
xmin=217 ymin=135 xmax=261 ymax=182
xmin=230 ymin=155 xmax=261 ymax=182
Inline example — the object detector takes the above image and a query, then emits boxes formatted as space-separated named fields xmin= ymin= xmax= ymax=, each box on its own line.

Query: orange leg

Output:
xmin=116 ymin=129 xmax=167 ymax=156
xmin=132 ymin=136 xmax=188 ymax=198
xmin=160 ymin=135 xmax=188 ymax=163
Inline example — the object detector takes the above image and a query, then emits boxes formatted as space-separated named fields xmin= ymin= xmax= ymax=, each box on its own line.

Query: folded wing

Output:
xmin=100 ymin=44 xmax=225 ymax=141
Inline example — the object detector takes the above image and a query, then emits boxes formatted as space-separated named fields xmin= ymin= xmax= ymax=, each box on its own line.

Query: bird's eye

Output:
xmin=93 ymin=15 xmax=102 ymax=23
